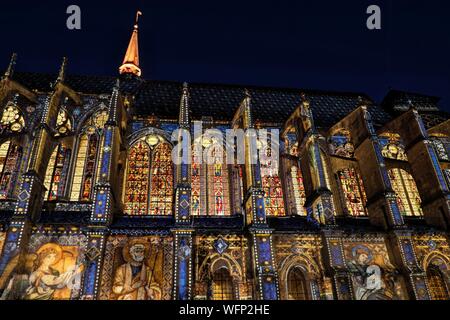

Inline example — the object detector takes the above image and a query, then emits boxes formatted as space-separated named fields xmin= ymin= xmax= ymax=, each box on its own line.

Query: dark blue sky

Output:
xmin=1 ymin=1 xmax=449 ymax=110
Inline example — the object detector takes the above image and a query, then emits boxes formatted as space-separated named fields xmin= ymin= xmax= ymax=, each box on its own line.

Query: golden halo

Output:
xmin=122 ymin=239 xmax=150 ymax=263
xmin=36 ymin=243 xmax=63 ymax=265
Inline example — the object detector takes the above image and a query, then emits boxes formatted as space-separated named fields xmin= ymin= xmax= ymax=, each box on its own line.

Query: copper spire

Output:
xmin=119 ymin=11 xmax=142 ymax=77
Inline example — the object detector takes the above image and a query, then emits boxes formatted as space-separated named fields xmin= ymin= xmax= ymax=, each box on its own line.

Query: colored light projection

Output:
xmin=99 ymin=235 xmax=173 ymax=300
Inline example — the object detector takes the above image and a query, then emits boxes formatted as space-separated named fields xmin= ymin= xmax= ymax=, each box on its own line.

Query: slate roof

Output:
xmin=10 ymin=72 xmax=447 ymax=129
xmin=381 ymin=90 xmax=450 ymax=128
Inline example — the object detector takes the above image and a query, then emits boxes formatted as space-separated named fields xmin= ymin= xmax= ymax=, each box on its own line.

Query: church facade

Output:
xmin=0 ymin=18 xmax=450 ymax=300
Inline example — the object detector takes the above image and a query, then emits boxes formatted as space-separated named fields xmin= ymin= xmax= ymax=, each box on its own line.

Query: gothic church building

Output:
xmin=0 ymin=17 xmax=449 ymax=300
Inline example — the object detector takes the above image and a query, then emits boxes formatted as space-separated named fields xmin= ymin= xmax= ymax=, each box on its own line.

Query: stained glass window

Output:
xmin=380 ymin=133 xmax=408 ymax=161
xmin=212 ymin=268 xmax=234 ymax=300
xmin=261 ymin=144 xmax=285 ymax=216
xmin=44 ymin=145 xmax=70 ymax=201
xmin=287 ymin=267 xmax=308 ymax=300
xmin=123 ymin=136 xmax=173 ymax=215
xmin=0 ymin=140 xmax=23 ymax=199
xmin=427 ymin=266 xmax=449 ymax=300
xmin=191 ymin=145 xmax=203 ymax=216
xmin=149 ymin=143 xmax=173 ymax=215
xmin=0 ymin=102 xmax=25 ymax=133
xmin=191 ymin=141 xmax=231 ymax=216
xmin=290 ymin=165 xmax=306 ymax=216
xmin=337 ymin=168 xmax=367 ymax=216
xmin=388 ymin=168 xmax=422 ymax=216
xmin=329 ymin=129 xmax=354 ymax=158
xmin=70 ymin=109 xmax=109 ymax=201
xmin=232 ymin=166 xmax=244 ymax=214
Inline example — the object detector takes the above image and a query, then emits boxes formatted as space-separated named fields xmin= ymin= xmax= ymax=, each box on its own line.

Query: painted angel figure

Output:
xmin=23 ymin=243 xmax=84 ymax=300
xmin=348 ymin=245 xmax=388 ymax=300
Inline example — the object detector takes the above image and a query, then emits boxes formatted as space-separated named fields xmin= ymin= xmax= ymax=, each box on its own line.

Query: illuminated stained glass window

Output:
xmin=329 ymin=129 xmax=354 ymax=158
xmin=290 ymin=165 xmax=306 ymax=216
xmin=149 ymin=143 xmax=173 ymax=215
xmin=287 ymin=267 xmax=308 ymax=300
xmin=123 ymin=136 xmax=173 ymax=215
xmin=0 ymin=140 xmax=23 ymax=199
xmin=232 ymin=166 xmax=244 ymax=214
xmin=0 ymin=102 xmax=25 ymax=133
xmin=191 ymin=141 xmax=231 ymax=216
xmin=427 ymin=266 xmax=449 ymax=300
xmin=337 ymin=168 xmax=367 ymax=216
xmin=388 ymin=168 xmax=422 ymax=216
xmin=44 ymin=145 xmax=70 ymax=201
xmin=70 ymin=109 xmax=109 ymax=201
xmin=380 ymin=133 xmax=408 ymax=161
xmin=261 ymin=144 xmax=285 ymax=216
xmin=212 ymin=268 xmax=234 ymax=300
xmin=191 ymin=145 xmax=204 ymax=216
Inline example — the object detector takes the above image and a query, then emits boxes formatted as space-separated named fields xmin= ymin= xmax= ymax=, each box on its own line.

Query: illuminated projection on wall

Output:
xmin=343 ymin=239 xmax=407 ymax=300
xmin=99 ymin=235 xmax=173 ymax=300
xmin=193 ymin=235 xmax=252 ymax=300
xmin=0 ymin=230 xmax=87 ymax=300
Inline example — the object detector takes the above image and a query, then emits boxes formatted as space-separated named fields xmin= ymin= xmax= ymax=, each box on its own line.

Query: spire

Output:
xmin=119 ymin=11 xmax=142 ymax=77
xmin=3 ymin=53 xmax=17 ymax=79
xmin=179 ymin=82 xmax=190 ymax=128
xmin=57 ymin=57 xmax=67 ymax=83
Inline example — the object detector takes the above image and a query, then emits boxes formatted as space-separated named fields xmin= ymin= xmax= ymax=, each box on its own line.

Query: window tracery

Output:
xmin=123 ymin=135 xmax=173 ymax=215
xmin=0 ymin=102 xmax=25 ymax=133
xmin=388 ymin=168 xmax=422 ymax=216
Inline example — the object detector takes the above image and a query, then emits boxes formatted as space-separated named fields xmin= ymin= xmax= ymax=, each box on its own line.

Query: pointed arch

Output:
xmin=0 ymin=140 xmax=23 ymax=199
xmin=388 ymin=168 xmax=422 ymax=216
xmin=191 ymin=139 xmax=231 ymax=216
xmin=278 ymin=253 xmax=322 ymax=300
xmin=43 ymin=144 xmax=71 ymax=200
xmin=123 ymin=134 xmax=174 ymax=215
xmin=70 ymin=109 xmax=109 ymax=201
xmin=337 ymin=167 xmax=367 ymax=216
xmin=260 ymin=139 xmax=285 ymax=216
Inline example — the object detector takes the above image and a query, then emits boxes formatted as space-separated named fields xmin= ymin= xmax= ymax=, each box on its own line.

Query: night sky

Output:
xmin=0 ymin=1 xmax=449 ymax=110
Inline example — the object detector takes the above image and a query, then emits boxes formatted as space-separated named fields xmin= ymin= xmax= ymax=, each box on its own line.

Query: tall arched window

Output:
xmin=212 ymin=268 xmax=234 ymax=300
xmin=388 ymin=168 xmax=422 ymax=216
xmin=149 ymin=143 xmax=174 ymax=215
xmin=123 ymin=135 xmax=173 ymax=215
xmin=288 ymin=164 xmax=306 ymax=216
xmin=337 ymin=168 xmax=367 ymax=216
xmin=287 ymin=267 xmax=308 ymax=300
xmin=261 ymin=144 xmax=285 ymax=216
xmin=191 ymin=140 xmax=231 ymax=216
xmin=427 ymin=266 xmax=449 ymax=300
xmin=70 ymin=110 xmax=108 ymax=201
xmin=0 ymin=140 xmax=23 ymax=199
xmin=44 ymin=144 xmax=71 ymax=200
